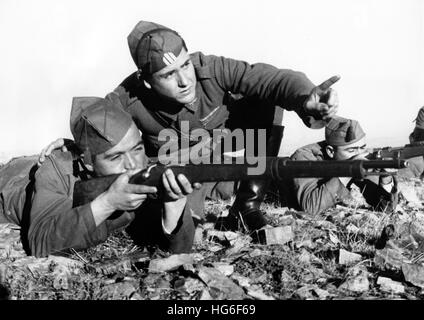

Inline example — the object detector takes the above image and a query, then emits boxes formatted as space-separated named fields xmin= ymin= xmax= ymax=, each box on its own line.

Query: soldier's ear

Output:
xmin=85 ymin=163 xmax=93 ymax=171
xmin=326 ymin=145 xmax=335 ymax=159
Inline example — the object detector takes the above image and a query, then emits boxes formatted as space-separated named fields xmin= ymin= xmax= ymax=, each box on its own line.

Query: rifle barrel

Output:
xmin=72 ymin=157 xmax=408 ymax=208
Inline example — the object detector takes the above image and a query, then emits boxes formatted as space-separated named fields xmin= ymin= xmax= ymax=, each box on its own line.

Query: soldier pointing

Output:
xmin=40 ymin=20 xmax=341 ymax=232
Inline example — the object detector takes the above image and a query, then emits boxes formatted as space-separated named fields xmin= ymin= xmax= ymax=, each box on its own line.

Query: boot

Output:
xmin=217 ymin=110 xmax=285 ymax=232
xmin=226 ymin=179 xmax=271 ymax=232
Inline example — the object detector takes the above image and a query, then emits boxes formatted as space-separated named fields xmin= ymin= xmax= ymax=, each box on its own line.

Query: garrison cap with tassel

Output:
xmin=127 ymin=20 xmax=186 ymax=75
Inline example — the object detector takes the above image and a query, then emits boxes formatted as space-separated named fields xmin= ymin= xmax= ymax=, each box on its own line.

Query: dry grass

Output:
xmin=1 ymin=177 xmax=424 ymax=300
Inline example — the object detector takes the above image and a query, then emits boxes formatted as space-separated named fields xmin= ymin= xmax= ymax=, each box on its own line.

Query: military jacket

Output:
xmin=0 ymin=151 xmax=195 ymax=257
xmin=288 ymin=142 xmax=397 ymax=215
xmin=106 ymin=52 xmax=318 ymax=161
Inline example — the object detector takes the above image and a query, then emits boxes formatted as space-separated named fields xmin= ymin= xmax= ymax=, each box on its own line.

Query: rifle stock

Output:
xmin=72 ymin=157 xmax=408 ymax=208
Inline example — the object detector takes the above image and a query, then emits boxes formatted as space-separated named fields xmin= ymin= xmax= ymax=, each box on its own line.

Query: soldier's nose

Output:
xmin=178 ymin=72 xmax=189 ymax=87
xmin=124 ymin=154 xmax=136 ymax=170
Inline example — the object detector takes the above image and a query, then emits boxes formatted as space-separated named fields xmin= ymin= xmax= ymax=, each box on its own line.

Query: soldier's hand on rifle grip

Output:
xmin=90 ymin=169 xmax=157 ymax=226
xmin=161 ymin=169 xmax=201 ymax=202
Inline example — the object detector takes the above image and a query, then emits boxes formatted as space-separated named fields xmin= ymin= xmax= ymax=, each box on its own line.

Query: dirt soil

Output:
xmin=1 ymin=177 xmax=424 ymax=300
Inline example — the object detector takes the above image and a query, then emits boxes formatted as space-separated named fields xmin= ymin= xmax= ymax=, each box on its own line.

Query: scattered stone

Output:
xmin=332 ymin=209 xmax=347 ymax=222
xmin=346 ymin=224 xmax=360 ymax=234
xmin=231 ymin=273 xmax=251 ymax=288
xmin=149 ymin=293 xmax=161 ymax=300
xmin=374 ymin=246 xmax=410 ymax=270
xmin=88 ymin=251 xmax=149 ymax=275
xmin=225 ymin=235 xmax=252 ymax=256
xmin=0 ymin=223 xmax=26 ymax=259
xmin=102 ymin=281 xmax=137 ymax=299
xmin=296 ymin=239 xmax=316 ymax=250
xmin=191 ymin=253 xmax=205 ymax=263
xmin=278 ymin=215 xmax=295 ymax=226
xmin=212 ymin=262 xmax=234 ymax=276
xmin=246 ymin=288 xmax=275 ymax=300
xmin=313 ymin=287 xmax=331 ymax=300
xmin=253 ymin=226 xmax=294 ymax=245
xmin=398 ymin=182 xmax=423 ymax=208
xmin=301 ymin=266 xmax=326 ymax=283
xmin=207 ymin=244 xmax=224 ymax=252
xmin=248 ymin=248 xmax=271 ymax=258
xmin=338 ymin=249 xmax=362 ymax=265
xmin=202 ymin=222 xmax=215 ymax=230
xmin=316 ymin=220 xmax=337 ymax=231
xmin=197 ymin=267 xmax=245 ymax=299
xmin=299 ymin=249 xmax=312 ymax=264
xmin=376 ymin=277 xmax=405 ymax=294
xmin=148 ymin=254 xmax=195 ymax=273
xmin=198 ymin=289 xmax=213 ymax=300
xmin=402 ymin=264 xmax=424 ymax=289
xmin=339 ymin=266 xmax=370 ymax=293
xmin=181 ymin=264 xmax=196 ymax=273
xmin=103 ymin=278 xmax=116 ymax=285
xmin=295 ymin=285 xmax=315 ymax=299
xmin=13 ymin=255 xmax=83 ymax=277
xmin=206 ymin=230 xmax=238 ymax=244
xmin=53 ymin=270 xmax=69 ymax=290
xmin=328 ymin=232 xmax=340 ymax=245
xmin=254 ymin=271 xmax=268 ymax=283
xmin=130 ymin=293 xmax=143 ymax=300
xmin=280 ymin=270 xmax=295 ymax=284
xmin=175 ymin=277 xmax=206 ymax=295
xmin=299 ymin=249 xmax=321 ymax=265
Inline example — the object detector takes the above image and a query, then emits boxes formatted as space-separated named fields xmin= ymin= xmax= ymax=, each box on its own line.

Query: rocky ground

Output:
xmin=1 ymin=178 xmax=424 ymax=300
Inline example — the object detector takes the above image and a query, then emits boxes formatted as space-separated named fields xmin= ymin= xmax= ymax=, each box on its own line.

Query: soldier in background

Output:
xmin=398 ymin=106 xmax=424 ymax=179
xmin=40 ymin=20 xmax=341 ymax=233
xmin=280 ymin=117 xmax=398 ymax=215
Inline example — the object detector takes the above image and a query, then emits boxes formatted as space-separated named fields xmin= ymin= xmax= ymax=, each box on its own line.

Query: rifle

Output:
xmin=368 ymin=141 xmax=424 ymax=160
xmin=72 ymin=157 xmax=408 ymax=207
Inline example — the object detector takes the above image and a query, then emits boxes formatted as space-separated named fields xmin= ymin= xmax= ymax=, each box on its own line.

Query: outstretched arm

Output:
xmin=211 ymin=55 xmax=340 ymax=128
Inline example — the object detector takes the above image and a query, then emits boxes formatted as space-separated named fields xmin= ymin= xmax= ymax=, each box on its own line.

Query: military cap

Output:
xmin=127 ymin=20 xmax=186 ymax=75
xmin=325 ymin=116 xmax=365 ymax=146
xmin=70 ymin=97 xmax=133 ymax=162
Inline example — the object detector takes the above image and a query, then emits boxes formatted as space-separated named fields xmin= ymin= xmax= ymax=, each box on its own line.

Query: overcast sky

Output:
xmin=0 ymin=0 xmax=423 ymax=162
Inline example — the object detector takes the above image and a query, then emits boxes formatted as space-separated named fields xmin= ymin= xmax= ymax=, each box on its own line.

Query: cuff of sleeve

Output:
xmin=162 ymin=218 xmax=173 ymax=235
xmin=161 ymin=204 xmax=195 ymax=251
xmin=83 ymin=203 xmax=109 ymax=242
xmin=296 ymin=95 xmax=326 ymax=129
xmin=162 ymin=205 xmax=190 ymax=240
